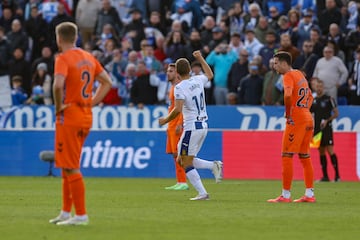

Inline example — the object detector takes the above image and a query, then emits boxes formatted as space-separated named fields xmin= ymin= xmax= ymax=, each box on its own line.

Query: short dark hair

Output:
xmin=168 ymin=63 xmax=175 ymax=68
xmin=273 ymin=51 xmax=292 ymax=65
xmin=175 ymin=58 xmax=190 ymax=76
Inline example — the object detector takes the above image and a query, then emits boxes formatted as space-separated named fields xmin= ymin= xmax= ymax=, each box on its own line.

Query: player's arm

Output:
xmin=193 ymin=50 xmax=213 ymax=80
xmin=53 ymin=74 xmax=67 ymax=114
xmin=159 ymin=99 xmax=184 ymax=126
xmin=284 ymin=86 xmax=292 ymax=118
xmin=92 ymin=70 xmax=112 ymax=106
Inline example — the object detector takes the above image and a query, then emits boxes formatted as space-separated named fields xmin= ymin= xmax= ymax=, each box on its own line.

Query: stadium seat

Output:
xmin=39 ymin=150 xmax=55 ymax=176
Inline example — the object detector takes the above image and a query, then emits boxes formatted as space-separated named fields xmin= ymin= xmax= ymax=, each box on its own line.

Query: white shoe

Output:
xmin=190 ymin=194 xmax=210 ymax=201
xmin=56 ymin=215 xmax=89 ymax=226
xmin=49 ymin=211 xmax=71 ymax=224
xmin=212 ymin=161 xmax=223 ymax=183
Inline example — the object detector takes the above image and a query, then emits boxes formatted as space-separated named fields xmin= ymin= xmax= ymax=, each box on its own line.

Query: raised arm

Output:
xmin=193 ymin=50 xmax=214 ymax=80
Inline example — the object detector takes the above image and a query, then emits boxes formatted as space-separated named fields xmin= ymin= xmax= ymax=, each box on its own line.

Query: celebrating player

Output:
xmin=159 ymin=51 xmax=223 ymax=200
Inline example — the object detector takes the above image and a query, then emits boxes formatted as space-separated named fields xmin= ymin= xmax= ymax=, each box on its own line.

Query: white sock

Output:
xmin=305 ymin=188 xmax=314 ymax=198
xmin=282 ymin=189 xmax=291 ymax=199
xmin=75 ymin=214 xmax=88 ymax=220
xmin=193 ymin=157 xmax=213 ymax=170
xmin=61 ymin=210 xmax=70 ymax=217
xmin=186 ymin=168 xmax=207 ymax=195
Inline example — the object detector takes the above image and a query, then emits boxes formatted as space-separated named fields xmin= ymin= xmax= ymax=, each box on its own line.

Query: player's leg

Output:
xmin=326 ymin=145 xmax=340 ymax=181
xmin=192 ymin=130 xmax=223 ymax=183
xmin=267 ymin=125 xmax=294 ymax=202
xmin=50 ymin=124 xmax=72 ymax=224
xmin=294 ymin=123 xmax=316 ymax=203
xmin=318 ymin=146 xmax=329 ymax=181
xmin=324 ymin=128 xmax=340 ymax=181
xmin=165 ymin=132 xmax=187 ymax=190
xmin=56 ymin=127 xmax=90 ymax=225
xmin=179 ymin=130 xmax=209 ymax=200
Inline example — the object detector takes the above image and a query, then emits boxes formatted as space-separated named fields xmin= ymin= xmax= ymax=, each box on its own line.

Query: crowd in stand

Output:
xmin=1 ymin=0 xmax=360 ymax=107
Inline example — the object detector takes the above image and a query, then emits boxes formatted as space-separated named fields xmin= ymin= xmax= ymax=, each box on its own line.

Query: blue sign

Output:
xmin=1 ymin=105 xmax=359 ymax=131
xmin=0 ymin=130 xmax=222 ymax=177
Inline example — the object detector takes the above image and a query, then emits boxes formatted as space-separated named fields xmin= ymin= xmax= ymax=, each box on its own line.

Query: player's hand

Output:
xmin=175 ymin=125 xmax=182 ymax=135
xmin=176 ymin=155 xmax=183 ymax=167
xmin=193 ymin=50 xmax=202 ymax=59
xmin=286 ymin=116 xmax=294 ymax=125
xmin=320 ymin=119 xmax=328 ymax=129
xmin=55 ymin=104 xmax=69 ymax=115
xmin=158 ymin=117 xmax=167 ymax=126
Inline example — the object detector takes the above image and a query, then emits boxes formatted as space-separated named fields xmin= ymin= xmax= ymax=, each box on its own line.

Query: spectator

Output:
xmin=243 ymin=27 xmax=264 ymax=61
xmin=123 ymin=8 xmax=146 ymax=51
xmin=263 ymin=0 xmax=291 ymax=17
xmin=278 ymin=33 xmax=300 ymax=63
xmin=6 ymin=19 xmax=28 ymax=54
xmin=259 ymin=29 xmax=279 ymax=70
xmin=292 ymin=8 xmax=317 ymax=49
xmin=228 ymin=31 xmax=244 ymax=56
xmin=206 ymin=42 xmax=238 ymax=104
xmin=0 ymin=26 xmax=11 ymax=76
xmin=130 ymin=61 xmax=158 ymax=108
xmin=255 ymin=16 xmax=273 ymax=44
xmin=153 ymin=36 xmax=167 ymax=62
xmin=326 ymin=23 xmax=345 ymax=53
xmin=0 ymin=7 xmax=14 ymax=33
xmin=293 ymin=40 xmax=319 ymax=79
xmin=40 ymin=0 xmax=60 ymax=24
xmin=243 ymin=2 xmax=262 ymax=32
xmin=170 ymin=0 xmax=202 ymax=32
xmin=95 ymin=23 xmax=119 ymax=52
xmin=120 ymin=63 xmax=137 ymax=105
xmin=238 ymin=61 xmax=263 ymax=105
xmin=165 ymin=30 xmax=188 ymax=61
xmin=29 ymin=62 xmax=52 ymax=105
xmin=143 ymin=44 xmax=162 ymax=73
xmin=345 ymin=1 xmax=359 ymax=34
xmin=75 ymin=0 xmax=101 ymax=45
xmin=48 ymin=3 xmax=75 ymax=52
xmin=200 ymin=16 xmax=216 ymax=49
xmin=326 ymin=40 xmax=345 ymax=64
xmin=31 ymin=46 xmax=54 ymax=77
xmin=185 ymin=29 xmax=203 ymax=63
xmin=267 ymin=6 xmax=281 ymax=31
xmin=148 ymin=10 xmax=167 ymax=36
xmin=8 ymin=48 xmax=31 ymax=95
xmin=318 ymin=0 xmax=342 ymax=36
xmin=11 ymin=75 xmax=28 ymax=105
xmin=277 ymin=15 xmax=291 ymax=36
xmin=99 ymin=38 xmax=117 ymax=66
xmin=227 ymin=48 xmax=250 ymax=94
xmin=344 ymin=22 xmax=360 ymax=65
xmin=24 ymin=4 xmax=49 ymax=61
xmin=348 ymin=47 xmax=360 ymax=105
xmin=207 ymin=26 xmax=227 ymax=53
xmin=228 ymin=2 xmax=245 ymax=36
xmin=94 ymin=0 xmax=123 ymax=38
xmin=309 ymin=27 xmax=325 ymax=57
xmin=262 ymin=58 xmax=283 ymax=105
xmin=312 ymin=46 xmax=348 ymax=102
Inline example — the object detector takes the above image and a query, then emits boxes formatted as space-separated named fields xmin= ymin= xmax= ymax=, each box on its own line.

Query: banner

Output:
xmin=1 ymin=105 xmax=360 ymax=131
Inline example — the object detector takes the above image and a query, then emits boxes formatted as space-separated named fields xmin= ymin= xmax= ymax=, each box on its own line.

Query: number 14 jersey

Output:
xmin=174 ymin=75 xmax=209 ymax=131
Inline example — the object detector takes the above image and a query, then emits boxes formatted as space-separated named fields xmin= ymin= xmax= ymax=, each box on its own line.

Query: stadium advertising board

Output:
xmin=1 ymin=105 xmax=360 ymax=131
xmin=0 ymin=130 xmax=222 ymax=178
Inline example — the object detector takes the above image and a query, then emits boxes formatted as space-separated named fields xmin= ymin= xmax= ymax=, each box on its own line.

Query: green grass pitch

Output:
xmin=0 ymin=177 xmax=359 ymax=240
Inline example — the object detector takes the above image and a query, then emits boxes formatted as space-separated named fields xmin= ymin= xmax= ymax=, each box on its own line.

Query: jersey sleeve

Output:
xmin=54 ymin=55 xmax=68 ymax=78
xmin=174 ymin=84 xmax=185 ymax=100
xmin=283 ymin=72 xmax=294 ymax=91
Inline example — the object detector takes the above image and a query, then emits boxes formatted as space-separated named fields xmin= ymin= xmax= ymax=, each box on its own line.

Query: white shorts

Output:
xmin=177 ymin=129 xmax=208 ymax=156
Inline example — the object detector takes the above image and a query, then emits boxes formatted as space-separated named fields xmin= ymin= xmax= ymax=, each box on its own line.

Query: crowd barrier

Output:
xmin=0 ymin=106 xmax=359 ymax=180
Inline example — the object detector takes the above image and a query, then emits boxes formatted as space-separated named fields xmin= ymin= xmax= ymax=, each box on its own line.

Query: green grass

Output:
xmin=0 ymin=177 xmax=359 ymax=240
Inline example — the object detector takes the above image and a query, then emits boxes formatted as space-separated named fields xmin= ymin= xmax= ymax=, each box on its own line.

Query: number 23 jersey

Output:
xmin=174 ymin=75 xmax=209 ymax=131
